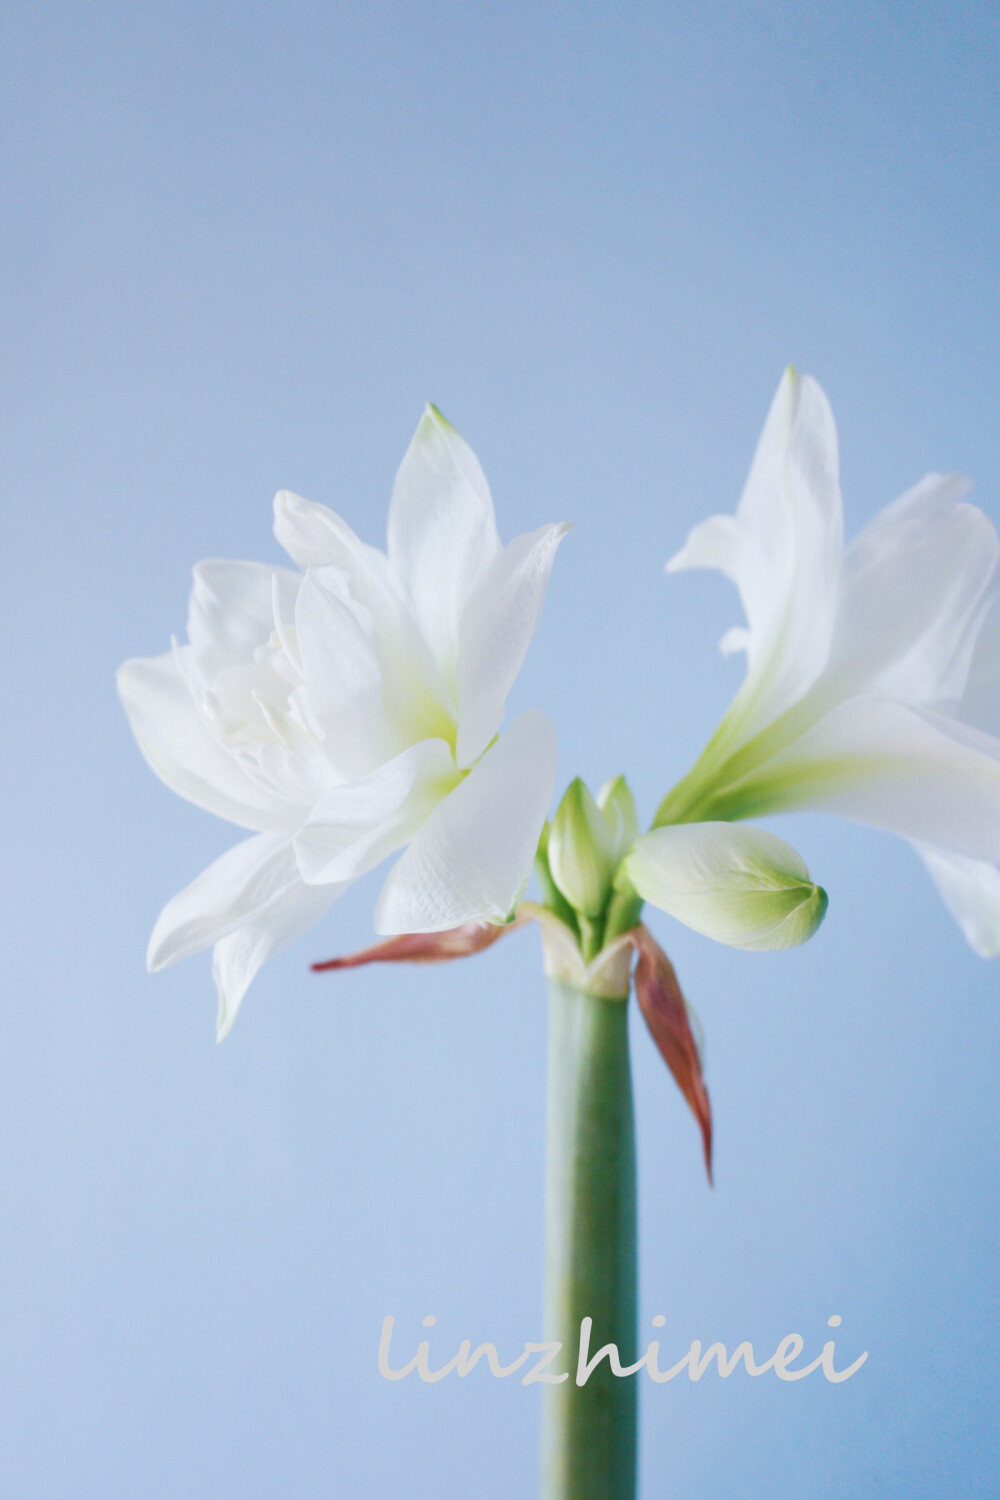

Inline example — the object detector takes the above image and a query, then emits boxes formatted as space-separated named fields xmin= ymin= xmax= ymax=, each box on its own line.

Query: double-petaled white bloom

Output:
xmin=636 ymin=367 xmax=1000 ymax=956
xmin=118 ymin=407 xmax=567 ymax=1036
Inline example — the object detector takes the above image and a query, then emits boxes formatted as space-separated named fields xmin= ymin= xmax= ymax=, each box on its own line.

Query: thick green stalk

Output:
xmin=541 ymin=979 xmax=637 ymax=1500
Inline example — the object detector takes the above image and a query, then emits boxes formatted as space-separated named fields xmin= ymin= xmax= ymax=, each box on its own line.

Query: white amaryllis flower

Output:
xmin=648 ymin=366 xmax=1000 ymax=956
xmin=118 ymin=406 xmax=567 ymax=1037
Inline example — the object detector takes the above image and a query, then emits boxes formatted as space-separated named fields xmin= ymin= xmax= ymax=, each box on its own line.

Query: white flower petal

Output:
xmin=117 ymin=651 xmax=292 ymax=831
xmin=668 ymin=512 xmax=743 ymax=585
xmin=276 ymin=487 xmax=443 ymax=676
xmin=662 ymin=371 xmax=1000 ymax=932
xmin=307 ymin=559 xmax=456 ymax=751
xmin=212 ymin=876 xmax=338 ymax=1041
xmin=668 ymin=369 xmax=843 ymax=747
xmin=294 ymin=569 xmax=393 ymax=777
xmin=274 ymin=489 xmax=378 ymax=573
xmin=454 ymin=522 xmax=570 ymax=766
xmin=147 ymin=831 xmax=345 ymax=1041
xmin=125 ymin=414 xmax=566 ymax=1022
xmin=387 ymin=406 xmax=501 ymax=674
xmin=719 ymin=625 xmax=751 ymax=657
xmin=187 ymin=560 xmax=300 ymax=670
xmin=912 ymin=842 xmax=1000 ymax=957
xmin=294 ymin=739 xmax=458 ymax=885
xmin=374 ymin=708 xmax=557 ymax=933
xmin=276 ymin=494 xmax=439 ymax=667
xmin=743 ymin=698 xmax=1000 ymax=860
xmin=279 ymin=489 xmax=454 ymax=761
xmin=815 ymin=474 xmax=998 ymax=712
xmin=148 ymin=831 xmax=318 ymax=970
xmin=624 ymin=823 xmax=827 ymax=951
xmin=959 ymin=592 xmax=1000 ymax=738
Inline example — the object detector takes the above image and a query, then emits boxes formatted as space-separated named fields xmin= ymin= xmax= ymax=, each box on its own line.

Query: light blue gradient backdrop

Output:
xmin=3 ymin=4 xmax=998 ymax=1495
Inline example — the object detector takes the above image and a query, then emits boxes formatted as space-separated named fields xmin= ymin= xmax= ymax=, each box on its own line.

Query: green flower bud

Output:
xmin=622 ymin=822 xmax=828 ymax=951
xmin=534 ymin=821 xmax=580 ymax=933
xmin=596 ymin=775 xmax=639 ymax=865
xmin=548 ymin=778 xmax=616 ymax=918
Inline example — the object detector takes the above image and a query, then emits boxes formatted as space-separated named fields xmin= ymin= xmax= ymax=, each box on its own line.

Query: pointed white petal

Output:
xmin=816 ymin=475 xmax=998 ymax=712
xmin=212 ymin=877 xmax=339 ymax=1041
xmin=148 ymin=831 xmax=340 ymax=1040
xmin=667 ymin=513 xmax=742 ymax=581
xmin=117 ymin=651 xmax=292 ymax=831
xmin=148 ymin=832 xmax=315 ymax=969
xmin=668 ymin=369 xmax=843 ymax=747
xmin=913 ymin=842 xmax=1000 ymax=957
xmin=454 ymin=521 xmax=570 ymax=765
xmin=187 ymin=560 xmax=300 ymax=670
xmin=274 ymin=490 xmax=374 ymax=571
xmin=374 ymin=708 xmax=557 ymax=933
xmin=387 ymin=406 xmax=501 ymax=673
xmin=742 ymin=698 xmax=1000 ymax=860
xmin=275 ymin=491 xmax=426 ymax=662
xmin=624 ymin=823 xmax=827 ymax=951
xmin=294 ymin=738 xmax=458 ymax=885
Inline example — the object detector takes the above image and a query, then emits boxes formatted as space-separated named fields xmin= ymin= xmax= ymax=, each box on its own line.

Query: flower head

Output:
xmin=653 ymin=367 xmax=1000 ymax=954
xmin=118 ymin=406 xmax=567 ymax=1036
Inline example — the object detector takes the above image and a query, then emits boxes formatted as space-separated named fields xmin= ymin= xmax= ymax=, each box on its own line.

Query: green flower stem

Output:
xmin=541 ymin=979 xmax=637 ymax=1500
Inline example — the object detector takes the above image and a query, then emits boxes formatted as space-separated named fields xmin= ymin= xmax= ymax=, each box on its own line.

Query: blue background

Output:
xmin=3 ymin=3 xmax=998 ymax=1495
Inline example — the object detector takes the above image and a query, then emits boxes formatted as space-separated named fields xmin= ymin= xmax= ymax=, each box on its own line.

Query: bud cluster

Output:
xmin=537 ymin=776 xmax=644 ymax=961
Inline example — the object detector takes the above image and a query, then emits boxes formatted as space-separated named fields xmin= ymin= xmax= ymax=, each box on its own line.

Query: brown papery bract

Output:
xmin=630 ymin=925 xmax=713 ymax=1185
xmin=310 ymin=917 xmax=526 ymax=971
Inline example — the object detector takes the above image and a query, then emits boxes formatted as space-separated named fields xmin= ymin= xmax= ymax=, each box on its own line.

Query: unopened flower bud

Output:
xmin=623 ymin=822 xmax=828 ymax=951
xmin=548 ymin=778 xmax=616 ymax=918
xmin=596 ymin=775 xmax=639 ymax=865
